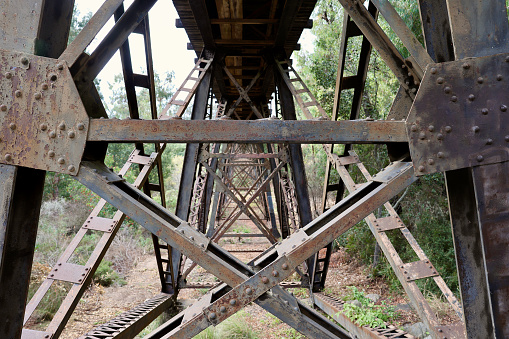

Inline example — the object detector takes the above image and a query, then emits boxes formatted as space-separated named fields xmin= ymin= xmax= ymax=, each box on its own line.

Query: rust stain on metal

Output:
xmin=0 ymin=49 xmax=88 ymax=175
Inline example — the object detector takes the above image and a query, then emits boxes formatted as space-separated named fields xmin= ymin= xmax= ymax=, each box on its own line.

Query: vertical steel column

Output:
xmin=275 ymin=64 xmax=315 ymax=281
xmin=0 ymin=2 xmax=74 ymax=338
xmin=171 ymin=62 xmax=213 ymax=290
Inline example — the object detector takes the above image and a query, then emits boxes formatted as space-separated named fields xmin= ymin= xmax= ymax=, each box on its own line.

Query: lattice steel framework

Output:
xmin=0 ymin=0 xmax=508 ymax=338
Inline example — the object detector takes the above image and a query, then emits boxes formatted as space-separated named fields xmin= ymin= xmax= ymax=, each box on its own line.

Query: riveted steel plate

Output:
xmin=21 ymin=329 xmax=53 ymax=339
xmin=0 ymin=49 xmax=88 ymax=175
xmin=407 ymin=53 xmax=509 ymax=175
xmin=47 ymin=262 xmax=90 ymax=284
xmin=373 ymin=216 xmax=405 ymax=232
xmin=82 ymin=216 xmax=116 ymax=233
xmin=400 ymin=260 xmax=438 ymax=282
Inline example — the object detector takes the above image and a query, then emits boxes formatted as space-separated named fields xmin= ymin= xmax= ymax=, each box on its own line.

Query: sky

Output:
xmin=75 ymin=0 xmax=315 ymax=108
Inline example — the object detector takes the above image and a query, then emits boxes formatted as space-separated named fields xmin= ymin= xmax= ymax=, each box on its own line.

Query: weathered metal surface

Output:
xmin=374 ymin=216 xmax=405 ymax=232
xmin=87 ymin=119 xmax=407 ymax=144
xmin=79 ymin=293 xmax=174 ymax=339
xmin=400 ymin=260 xmax=439 ymax=282
xmin=407 ymin=53 xmax=509 ymax=175
xmin=82 ymin=216 xmax=116 ymax=232
xmin=314 ymin=293 xmax=415 ymax=339
xmin=0 ymin=49 xmax=88 ymax=175
xmin=47 ymin=262 xmax=90 ymax=284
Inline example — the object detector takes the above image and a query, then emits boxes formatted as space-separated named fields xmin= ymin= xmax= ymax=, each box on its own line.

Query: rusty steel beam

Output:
xmin=87 ymin=119 xmax=407 ymax=144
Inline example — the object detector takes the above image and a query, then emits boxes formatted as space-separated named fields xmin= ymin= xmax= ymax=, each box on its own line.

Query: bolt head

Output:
xmin=477 ymin=77 xmax=484 ymax=84
xmin=272 ymin=270 xmax=279 ymax=277
xmin=418 ymin=165 xmax=425 ymax=172
xmin=437 ymin=133 xmax=444 ymax=140
xmin=445 ymin=126 xmax=452 ymax=133
xmin=230 ymin=299 xmax=237 ymax=306
xmin=428 ymin=125 xmax=435 ymax=132
xmin=40 ymin=123 xmax=47 ymax=131
xmin=481 ymin=108 xmax=489 ymax=115
xmin=48 ymin=151 xmax=55 ymax=157
xmin=436 ymin=77 xmax=444 ymax=84
xmin=430 ymin=67 xmax=437 ymax=74
xmin=506 ymin=55 xmax=509 ymax=62
xmin=0 ymin=105 xmax=7 ymax=112
xmin=497 ymin=74 xmax=503 ymax=81
xmin=282 ymin=263 xmax=288 ymax=270
xmin=419 ymin=132 xmax=426 ymax=140
xmin=77 ymin=123 xmax=85 ymax=130
xmin=4 ymin=154 xmax=12 ymax=161
xmin=501 ymin=105 xmax=508 ymax=112
xmin=15 ymin=90 xmax=22 ymax=97
xmin=68 ymin=131 xmax=75 ymax=138
xmin=58 ymin=122 xmax=66 ymax=130
xmin=42 ymin=83 xmax=48 ymax=90
xmin=189 ymin=236 xmax=194 ymax=241
xmin=20 ymin=56 xmax=28 ymax=65
xmin=462 ymin=63 xmax=470 ymax=69
xmin=220 ymin=306 xmax=226 ymax=313
xmin=428 ymin=159 xmax=435 ymax=165
xmin=486 ymin=138 xmax=493 ymax=145
xmin=262 ymin=277 xmax=269 ymax=284
xmin=473 ymin=126 xmax=480 ymax=133
xmin=68 ymin=165 xmax=76 ymax=172
xmin=49 ymin=131 xmax=56 ymax=138
xmin=505 ymin=135 xmax=509 ymax=142
xmin=246 ymin=288 xmax=253 ymax=295
xmin=58 ymin=157 xmax=65 ymax=164
xmin=477 ymin=155 xmax=484 ymax=162
xmin=451 ymin=96 xmax=458 ymax=102
xmin=468 ymin=94 xmax=475 ymax=101
xmin=443 ymin=87 xmax=451 ymax=94
xmin=437 ymin=152 xmax=444 ymax=158
xmin=4 ymin=72 xmax=12 ymax=79
xmin=209 ymin=312 xmax=217 ymax=320
xmin=9 ymin=123 xmax=16 ymax=130
xmin=410 ymin=125 xmax=418 ymax=132
xmin=57 ymin=63 xmax=64 ymax=70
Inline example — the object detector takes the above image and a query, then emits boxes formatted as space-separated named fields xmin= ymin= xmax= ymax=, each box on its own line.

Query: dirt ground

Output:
xmin=56 ymin=220 xmax=456 ymax=338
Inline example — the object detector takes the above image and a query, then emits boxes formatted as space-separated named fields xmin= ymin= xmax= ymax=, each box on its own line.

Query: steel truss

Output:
xmin=1 ymin=0 xmax=508 ymax=338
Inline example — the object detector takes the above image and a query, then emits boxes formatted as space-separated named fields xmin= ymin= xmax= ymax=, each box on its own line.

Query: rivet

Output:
xmin=445 ymin=126 xmax=452 ymax=133
xmin=209 ymin=312 xmax=216 ymax=320
xmin=48 ymin=151 xmax=55 ymax=157
xmin=262 ymin=277 xmax=269 ymax=284
xmin=40 ymin=123 xmax=47 ymax=131
xmin=430 ymin=68 xmax=437 ymax=74
xmin=407 ymin=277 xmax=410 ymax=280
xmin=411 ymin=88 xmax=417 ymax=93
xmin=428 ymin=159 xmax=435 ymax=165
xmin=477 ymin=77 xmax=484 ymax=84
xmin=481 ymin=108 xmax=489 ymax=115
xmin=439 ymin=329 xmax=443 ymax=333
xmin=58 ymin=158 xmax=65 ymax=164
xmin=200 ymin=243 xmax=205 ymax=248
xmin=443 ymin=87 xmax=451 ymax=94
xmin=42 ymin=83 xmax=48 ymax=90
xmin=428 ymin=125 xmax=435 ymax=132
xmin=57 ymin=63 xmax=64 ymax=70
xmin=404 ymin=271 xmax=408 ymax=274
xmin=506 ymin=56 xmax=509 ymax=62
xmin=437 ymin=133 xmax=444 ymax=140
xmin=0 ymin=105 xmax=7 ymax=111
xmin=230 ymin=299 xmax=237 ymax=306
xmin=501 ymin=105 xmax=507 ymax=112
xmin=34 ymin=92 xmax=41 ymax=100
xmin=58 ymin=122 xmax=66 ymax=130
xmin=401 ymin=64 xmax=406 ymax=69
xmin=473 ymin=126 xmax=480 ymax=133
xmin=477 ymin=155 xmax=484 ymax=162
xmin=486 ymin=139 xmax=493 ymax=145
xmin=436 ymin=77 xmax=444 ymax=84
xmin=189 ymin=236 xmax=194 ymax=241
xmin=9 ymin=123 xmax=16 ymax=130
xmin=505 ymin=135 xmax=509 ymax=142
xmin=68 ymin=131 xmax=75 ymax=138
xmin=20 ymin=56 xmax=28 ymax=65
xmin=4 ymin=72 xmax=12 ymax=79
xmin=284 ymin=301 xmax=290 ymax=305
xmin=462 ymin=63 xmax=470 ymax=69
xmin=77 ymin=123 xmax=85 ymax=130
xmin=418 ymin=165 xmax=425 ymax=172
xmin=293 ymin=307 xmax=299 ymax=312
xmin=437 ymin=152 xmax=444 ymax=158
xmin=68 ymin=165 xmax=76 ymax=172
xmin=410 ymin=125 xmax=418 ymax=132
xmin=49 ymin=131 xmax=56 ymax=138
xmin=272 ymin=271 xmax=279 ymax=277
xmin=4 ymin=154 xmax=12 ymax=161
xmin=497 ymin=74 xmax=503 ymax=81
xmin=220 ymin=306 xmax=226 ymax=313
xmin=50 ymin=74 xmax=57 ymax=81
xmin=246 ymin=288 xmax=253 ymax=295
xmin=15 ymin=90 xmax=22 ymax=97
xmin=180 ymin=229 xmax=185 ymax=234
xmin=468 ymin=94 xmax=475 ymax=101
xmin=282 ymin=263 xmax=288 ymax=270
xmin=451 ymin=95 xmax=458 ymax=102
xmin=419 ymin=132 xmax=426 ymax=140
